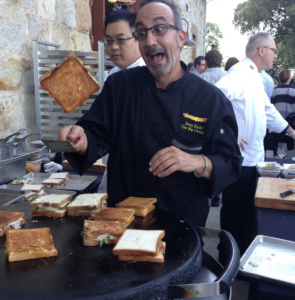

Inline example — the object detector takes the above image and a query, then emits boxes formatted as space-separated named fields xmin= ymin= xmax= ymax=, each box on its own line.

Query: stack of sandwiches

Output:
xmin=5 ymin=228 xmax=58 ymax=262
xmin=0 ymin=210 xmax=25 ymax=237
xmin=116 ymin=197 xmax=157 ymax=217
xmin=30 ymin=194 xmax=73 ymax=218
xmin=83 ymin=220 xmax=126 ymax=247
xmin=41 ymin=172 xmax=69 ymax=189
xmin=91 ymin=207 xmax=135 ymax=227
xmin=22 ymin=184 xmax=46 ymax=202
xmin=10 ymin=177 xmax=34 ymax=185
xmin=67 ymin=193 xmax=107 ymax=217
xmin=113 ymin=229 xmax=165 ymax=263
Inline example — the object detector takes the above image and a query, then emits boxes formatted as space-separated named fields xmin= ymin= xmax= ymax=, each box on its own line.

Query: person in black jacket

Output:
xmin=58 ymin=0 xmax=242 ymax=227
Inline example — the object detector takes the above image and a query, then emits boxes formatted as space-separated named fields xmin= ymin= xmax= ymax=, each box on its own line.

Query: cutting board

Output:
xmin=255 ymin=177 xmax=295 ymax=211
xmin=62 ymin=159 xmax=106 ymax=173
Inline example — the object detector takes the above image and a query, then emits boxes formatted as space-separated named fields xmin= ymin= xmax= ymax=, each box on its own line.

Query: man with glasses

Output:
xmin=216 ymin=32 xmax=295 ymax=263
xmin=191 ymin=56 xmax=206 ymax=76
xmin=98 ymin=10 xmax=145 ymax=194
xmin=59 ymin=0 xmax=242 ymax=228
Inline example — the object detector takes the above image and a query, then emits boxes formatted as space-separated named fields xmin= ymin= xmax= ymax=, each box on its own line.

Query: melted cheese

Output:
xmin=90 ymin=235 xmax=118 ymax=241
xmin=33 ymin=201 xmax=70 ymax=212
xmin=67 ymin=194 xmax=107 ymax=207
xmin=9 ymin=247 xmax=48 ymax=256
xmin=0 ymin=218 xmax=22 ymax=232
xmin=32 ymin=195 xmax=70 ymax=205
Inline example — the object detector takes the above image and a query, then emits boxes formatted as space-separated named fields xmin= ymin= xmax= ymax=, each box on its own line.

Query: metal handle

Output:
xmin=280 ymin=190 xmax=294 ymax=198
xmin=14 ymin=133 xmax=42 ymax=146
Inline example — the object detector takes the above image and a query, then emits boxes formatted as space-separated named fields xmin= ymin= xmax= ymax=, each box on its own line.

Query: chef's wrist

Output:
xmin=194 ymin=154 xmax=208 ymax=178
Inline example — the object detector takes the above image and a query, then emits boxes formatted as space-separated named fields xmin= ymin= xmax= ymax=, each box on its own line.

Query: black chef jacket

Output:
xmin=65 ymin=62 xmax=242 ymax=227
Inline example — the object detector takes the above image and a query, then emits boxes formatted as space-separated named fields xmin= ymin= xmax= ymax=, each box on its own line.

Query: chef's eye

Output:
xmin=153 ymin=25 xmax=166 ymax=34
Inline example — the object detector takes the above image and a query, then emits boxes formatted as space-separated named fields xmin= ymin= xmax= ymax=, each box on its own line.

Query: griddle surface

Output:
xmin=0 ymin=203 xmax=201 ymax=299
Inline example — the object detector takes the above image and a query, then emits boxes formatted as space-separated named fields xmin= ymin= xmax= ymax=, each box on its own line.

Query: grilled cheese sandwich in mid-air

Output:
xmin=83 ymin=220 xmax=126 ymax=247
xmin=5 ymin=227 xmax=58 ymax=262
xmin=116 ymin=197 xmax=157 ymax=217
xmin=10 ymin=177 xmax=35 ymax=185
xmin=41 ymin=177 xmax=69 ymax=189
xmin=30 ymin=194 xmax=73 ymax=218
xmin=0 ymin=210 xmax=25 ymax=237
xmin=39 ymin=52 xmax=101 ymax=114
xmin=67 ymin=193 xmax=108 ymax=217
xmin=113 ymin=229 xmax=166 ymax=263
xmin=91 ymin=207 xmax=135 ymax=227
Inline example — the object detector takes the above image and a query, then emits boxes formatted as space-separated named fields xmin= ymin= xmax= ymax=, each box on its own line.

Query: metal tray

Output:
xmin=240 ymin=235 xmax=295 ymax=287
xmin=0 ymin=184 xmax=76 ymax=198
xmin=23 ymin=172 xmax=97 ymax=192
xmin=0 ymin=189 xmax=28 ymax=206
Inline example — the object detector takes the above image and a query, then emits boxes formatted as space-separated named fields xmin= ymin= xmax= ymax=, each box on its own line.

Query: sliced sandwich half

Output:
xmin=91 ymin=207 xmax=135 ymax=227
xmin=67 ymin=193 xmax=108 ymax=217
xmin=30 ymin=194 xmax=72 ymax=217
xmin=24 ymin=189 xmax=46 ymax=202
xmin=83 ymin=220 xmax=126 ymax=247
xmin=113 ymin=229 xmax=165 ymax=263
xmin=5 ymin=227 xmax=58 ymax=262
xmin=0 ymin=210 xmax=25 ymax=237
xmin=10 ymin=177 xmax=35 ymax=185
xmin=21 ymin=184 xmax=44 ymax=193
xmin=41 ymin=178 xmax=69 ymax=189
xmin=116 ymin=197 xmax=157 ymax=217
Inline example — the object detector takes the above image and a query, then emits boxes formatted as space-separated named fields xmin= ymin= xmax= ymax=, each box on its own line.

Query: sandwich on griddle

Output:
xmin=39 ymin=52 xmax=101 ymax=114
xmin=83 ymin=220 xmax=126 ymax=247
xmin=24 ymin=189 xmax=46 ymax=202
xmin=48 ymin=172 xmax=69 ymax=180
xmin=0 ymin=210 xmax=25 ymax=237
xmin=30 ymin=194 xmax=72 ymax=218
xmin=10 ymin=177 xmax=34 ymax=185
xmin=21 ymin=184 xmax=44 ymax=193
xmin=41 ymin=178 xmax=68 ymax=189
xmin=67 ymin=193 xmax=107 ymax=217
xmin=116 ymin=197 xmax=157 ymax=217
xmin=5 ymin=228 xmax=58 ymax=262
xmin=91 ymin=207 xmax=135 ymax=227
xmin=113 ymin=229 xmax=165 ymax=263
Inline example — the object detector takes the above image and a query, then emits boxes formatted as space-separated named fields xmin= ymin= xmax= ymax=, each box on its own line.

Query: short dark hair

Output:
xmin=279 ymin=69 xmax=291 ymax=84
xmin=224 ymin=57 xmax=239 ymax=71
xmin=139 ymin=0 xmax=183 ymax=30
xmin=105 ymin=10 xmax=137 ymax=32
xmin=188 ymin=62 xmax=194 ymax=71
xmin=205 ymin=50 xmax=223 ymax=68
xmin=194 ymin=56 xmax=205 ymax=68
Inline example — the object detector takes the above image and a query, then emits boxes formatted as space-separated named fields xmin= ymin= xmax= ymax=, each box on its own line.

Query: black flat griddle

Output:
xmin=0 ymin=203 xmax=202 ymax=300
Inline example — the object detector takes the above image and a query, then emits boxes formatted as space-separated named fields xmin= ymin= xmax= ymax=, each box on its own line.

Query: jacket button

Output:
xmin=220 ymin=129 xmax=224 ymax=134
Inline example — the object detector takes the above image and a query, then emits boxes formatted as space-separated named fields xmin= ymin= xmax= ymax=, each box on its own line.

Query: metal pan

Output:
xmin=240 ymin=235 xmax=295 ymax=288
xmin=23 ymin=172 xmax=97 ymax=192
xmin=0 ymin=189 xmax=28 ymax=206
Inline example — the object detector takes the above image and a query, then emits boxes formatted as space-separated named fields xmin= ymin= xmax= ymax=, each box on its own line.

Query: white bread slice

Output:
xmin=8 ymin=247 xmax=58 ymax=262
xmin=32 ymin=210 xmax=66 ymax=218
xmin=21 ymin=184 xmax=44 ymax=192
xmin=118 ymin=242 xmax=166 ymax=263
xmin=113 ymin=229 xmax=165 ymax=257
xmin=30 ymin=195 xmax=72 ymax=207
xmin=41 ymin=178 xmax=65 ymax=187
xmin=67 ymin=193 xmax=108 ymax=211
xmin=49 ymin=172 xmax=69 ymax=179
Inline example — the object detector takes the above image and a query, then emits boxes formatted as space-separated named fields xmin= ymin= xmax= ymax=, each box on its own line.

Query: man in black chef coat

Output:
xmin=59 ymin=0 xmax=242 ymax=227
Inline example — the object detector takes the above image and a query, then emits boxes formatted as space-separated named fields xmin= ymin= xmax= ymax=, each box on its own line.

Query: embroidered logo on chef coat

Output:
xmin=181 ymin=113 xmax=206 ymax=134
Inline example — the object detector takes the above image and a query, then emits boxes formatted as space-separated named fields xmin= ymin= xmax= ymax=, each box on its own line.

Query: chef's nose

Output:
xmin=145 ymin=30 xmax=158 ymax=47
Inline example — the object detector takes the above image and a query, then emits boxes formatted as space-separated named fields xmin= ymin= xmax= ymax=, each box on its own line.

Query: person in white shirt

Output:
xmin=200 ymin=50 xmax=226 ymax=85
xmin=215 ymin=32 xmax=295 ymax=262
xmin=98 ymin=10 xmax=146 ymax=193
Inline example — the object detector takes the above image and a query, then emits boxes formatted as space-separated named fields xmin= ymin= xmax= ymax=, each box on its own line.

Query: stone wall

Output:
xmin=0 ymin=0 xmax=92 ymax=137
xmin=179 ymin=0 xmax=207 ymax=64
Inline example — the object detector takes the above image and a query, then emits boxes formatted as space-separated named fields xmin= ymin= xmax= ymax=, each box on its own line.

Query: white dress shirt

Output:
xmin=215 ymin=57 xmax=288 ymax=166
xmin=108 ymin=57 xmax=145 ymax=76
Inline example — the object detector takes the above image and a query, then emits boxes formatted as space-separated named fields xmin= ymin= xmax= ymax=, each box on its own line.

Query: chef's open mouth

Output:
xmin=149 ymin=53 xmax=165 ymax=63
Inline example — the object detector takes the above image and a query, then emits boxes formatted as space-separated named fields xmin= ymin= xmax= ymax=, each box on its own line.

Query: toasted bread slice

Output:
xmin=91 ymin=207 xmax=135 ymax=222
xmin=113 ymin=229 xmax=165 ymax=257
xmin=8 ymin=247 xmax=58 ymax=262
xmin=0 ymin=211 xmax=24 ymax=229
xmin=84 ymin=220 xmax=126 ymax=238
xmin=6 ymin=228 xmax=54 ymax=252
xmin=116 ymin=197 xmax=157 ymax=217
xmin=0 ymin=218 xmax=26 ymax=237
xmin=83 ymin=238 xmax=117 ymax=246
xmin=39 ymin=52 xmax=101 ymax=114
xmin=48 ymin=172 xmax=69 ymax=180
xmin=32 ymin=210 xmax=66 ymax=218
xmin=21 ymin=184 xmax=44 ymax=192
xmin=30 ymin=194 xmax=72 ymax=207
xmin=118 ymin=242 xmax=166 ymax=263
xmin=67 ymin=193 xmax=108 ymax=211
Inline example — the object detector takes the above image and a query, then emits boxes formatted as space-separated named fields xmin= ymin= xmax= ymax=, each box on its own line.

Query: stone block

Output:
xmin=16 ymin=0 xmax=37 ymax=9
xmin=27 ymin=14 xmax=43 ymax=40
xmin=57 ymin=0 xmax=76 ymax=29
xmin=37 ymin=0 xmax=56 ymax=21
xmin=52 ymin=23 xmax=72 ymax=50
xmin=0 ymin=6 xmax=26 ymax=51
xmin=77 ymin=0 xmax=91 ymax=33
xmin=0 ymin=58 xmax=30 ymax=91
xmin=71 ymin=31 xmax=91 ymax=51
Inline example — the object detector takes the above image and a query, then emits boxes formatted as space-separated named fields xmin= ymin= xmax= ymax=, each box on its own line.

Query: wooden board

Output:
xmin=62 ymin=159 xmax=106 ymax=173
xmin=255 ymin=177 xmax=295 ymax=211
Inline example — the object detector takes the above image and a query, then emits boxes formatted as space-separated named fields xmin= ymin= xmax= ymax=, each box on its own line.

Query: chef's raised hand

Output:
xmin=238 ymin=136 xmax=248 ymax=151
xmin=58 ymin=125 xmax=88 ymax=155
xmin=149 ymin=146 xmax=212 ymax=179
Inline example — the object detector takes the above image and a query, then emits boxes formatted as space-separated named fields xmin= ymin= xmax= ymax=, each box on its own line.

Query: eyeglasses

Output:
xmin=198 ymin=64 xmax=206 ymax=66
xmin=104 ymin=37 xmax=134 ymax=46
xmin=257 ymin=46 xmax=277 ymax=54
xmin=132 ymin=24 xmax=179 ymax=41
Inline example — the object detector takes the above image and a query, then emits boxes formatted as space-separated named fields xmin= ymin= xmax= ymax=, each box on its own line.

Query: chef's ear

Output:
xmin=178 ymin=30 xmax=187 ymax=48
